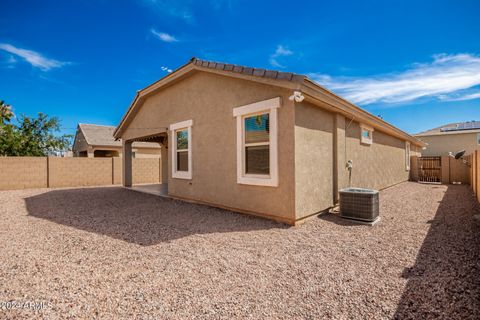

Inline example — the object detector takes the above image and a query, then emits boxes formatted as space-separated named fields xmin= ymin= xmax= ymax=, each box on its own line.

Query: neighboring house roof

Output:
xmin=114 ymin=57 xmax=425 ymax=147
xmin=415 ymin=121 xmax=480 ymax=136
xmin=73 ymin=124 xmax=160 ymax=150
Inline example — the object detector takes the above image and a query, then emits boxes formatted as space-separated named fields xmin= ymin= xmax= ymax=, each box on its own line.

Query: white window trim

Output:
xmin=405 ymin=141 xmax=411 ymax=171
xmin=233 ymin=97 xmax=280 ymax=187
xmin=170 ymin=119 xmax=193 ymax=180
xmin=360 ymin=124 xmax=374 ymax=145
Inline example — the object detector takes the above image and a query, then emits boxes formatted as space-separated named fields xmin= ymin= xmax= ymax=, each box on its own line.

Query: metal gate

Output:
xmin=417 ymin=156 xmax=442 ymax=183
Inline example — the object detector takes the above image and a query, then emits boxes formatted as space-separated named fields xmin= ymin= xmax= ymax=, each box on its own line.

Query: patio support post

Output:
xmin=87 ymin=147 xmax=94 ymax=158
xmin=122 ymin=140 xmax=133 ymax=187
xmin=160 ymin=144 xmax=168 ymax=184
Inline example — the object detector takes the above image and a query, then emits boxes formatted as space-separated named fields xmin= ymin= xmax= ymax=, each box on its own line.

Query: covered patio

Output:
xmin=122 ymin=131 xmax=168 ymax=195
xmin=129 ymin=183 xmax=168 ymax=197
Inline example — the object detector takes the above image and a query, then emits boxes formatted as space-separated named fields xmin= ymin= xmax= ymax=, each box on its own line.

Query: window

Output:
xmin=170 ymin=120 xmax=193 ymax=179
xmin=477 ymin=133 xmax=480 ymax=145
xmin=233 ymin=97 xmax=280 ymax=187
xmin=360 ymin=124 xmax=374 ymax=145
xmin=405 ymin=141 xmax=411 ymax=171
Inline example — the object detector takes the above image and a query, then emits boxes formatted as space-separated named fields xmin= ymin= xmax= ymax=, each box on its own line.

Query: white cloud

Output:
xmin=0 ymin=43 xmax=70 ymax=71
xmin=269 ymin=45 xmax=293 ymax=68
xmin=151 ymin=29 xmax=178 ymax=42
xmin=269 ymin=58 xmax=285 ymax=69
xmin=161 ymin=66 xmax=173 ymax=73
xmin=440 ymin=91 xmax=480 ymax=102
xmin=310 ymin=53 xmax=480 ymax=105
xmin=273 ymin=45 xmax=293 ymax=57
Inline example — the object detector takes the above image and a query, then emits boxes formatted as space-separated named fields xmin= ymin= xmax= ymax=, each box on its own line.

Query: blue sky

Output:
xmin=1 ymin=0 xmax=479 ymax=137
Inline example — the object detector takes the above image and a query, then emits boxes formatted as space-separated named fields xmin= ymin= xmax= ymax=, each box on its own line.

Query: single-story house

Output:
xmin=72 ymin=123 xmax=161 ymax=158
xmin=414 ymin=121 xmax=480 ymax=156
xmin=113 ymin=58 xmax=425 ymax=225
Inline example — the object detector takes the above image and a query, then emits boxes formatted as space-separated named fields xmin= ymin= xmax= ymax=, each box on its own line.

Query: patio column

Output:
xmin=87 ymin=147 xmax=94 ymax=158
xmin=160 ymin=144 xmax=168 ymax=184
xmin=122 ymin=140 xmax=133 ymax=187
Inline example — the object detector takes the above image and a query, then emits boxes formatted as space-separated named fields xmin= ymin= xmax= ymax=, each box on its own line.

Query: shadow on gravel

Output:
xmin=394 ymin=185 xmax=480 ymax=319
xmin=25 ymin=187 xmax=286 ymax=246
xmin=317 ymin=212 xmax=368 ymax=227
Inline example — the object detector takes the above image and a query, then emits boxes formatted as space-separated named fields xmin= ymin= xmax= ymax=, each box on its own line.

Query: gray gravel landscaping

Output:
xmin=0 ymin=182 xmax=479 ymax=319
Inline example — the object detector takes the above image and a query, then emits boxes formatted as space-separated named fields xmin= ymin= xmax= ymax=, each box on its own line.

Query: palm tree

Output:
xmin=0 ymin=100 xmax=14 ymax=124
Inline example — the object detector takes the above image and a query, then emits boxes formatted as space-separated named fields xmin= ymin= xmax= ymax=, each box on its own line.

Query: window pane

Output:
xmin=176 ymin=130 xmax=188 ymax=150
xmin=177 ymin=151 xmax=188 ymax=172
xmin=362 ymin=129 xmax=370 ymax=139
xmin=246 ymin=145 xmax=269 ymax=174
xmin=245 ymin=113 xmax=269 ymax=144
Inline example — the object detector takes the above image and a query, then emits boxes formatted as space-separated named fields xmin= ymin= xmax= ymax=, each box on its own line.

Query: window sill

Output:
xmin=172 ymin=172 xmax=192 ymax=180
xmin=237 ymin=176 xmax=278 ymax=187
xmin=360 ymin=139 xmax=372 ymax=145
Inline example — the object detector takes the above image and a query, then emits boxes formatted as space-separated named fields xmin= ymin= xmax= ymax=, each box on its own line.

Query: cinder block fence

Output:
xmin=0 ymin=157 xmax=161 ymax=190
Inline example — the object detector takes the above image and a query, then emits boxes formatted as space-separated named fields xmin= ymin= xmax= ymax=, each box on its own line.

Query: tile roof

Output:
xmin=190 ymin=57 xmax=306 ymax=83
xmin=79 ymin=124 xmax=160 ymax=148
xmin=415 ymin=121 xmax=480 ymax=136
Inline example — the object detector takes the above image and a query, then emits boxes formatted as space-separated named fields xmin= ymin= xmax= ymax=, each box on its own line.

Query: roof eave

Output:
xmin=302 ymin=79 xmax=426 ymax=147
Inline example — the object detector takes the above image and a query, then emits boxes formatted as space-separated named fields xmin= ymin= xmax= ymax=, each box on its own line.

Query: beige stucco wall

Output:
xmin=119 ymin=70 xmax=424 ymax=223
xmin=0 ymin=157 xmax=48 ymax=190
xmin=416 ymin=132 xmax=478 ymax=156
xmin=120 ymin=71 xmax=297 ymax=222
xmin=292 ymin=103 xmax=420 ymax=219
xmin=294 ymin=101 xmax=335 ymax=219
xmin=343 ymin=122 xmax=417 ymax=190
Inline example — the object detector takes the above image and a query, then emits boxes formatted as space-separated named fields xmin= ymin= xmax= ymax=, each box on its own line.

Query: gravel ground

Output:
xmin=0 ymin=182 xmax=479 ymax=319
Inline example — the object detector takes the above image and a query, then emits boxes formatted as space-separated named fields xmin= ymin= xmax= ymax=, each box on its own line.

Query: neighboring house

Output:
xmin=113 ymin=58 xmax=424 ymax=225
xmin=72 ymin=123 xmax=161 ymax=158
xmin=414 ymin=121 xmax=480 ymax=156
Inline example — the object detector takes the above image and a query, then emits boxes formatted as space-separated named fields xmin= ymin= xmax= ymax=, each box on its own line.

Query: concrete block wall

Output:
xmin=132 ymin=158 xmax=161 ymax=184
xmin=113 ymin=157 xmax=123 ymax=185
xmin=0 ymin=157 xmax=48 ymax=190
xmin=0 ymin=157 xmax=161 ymax=190
xmin=49 ymin=157 xmax=113 ymax=188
